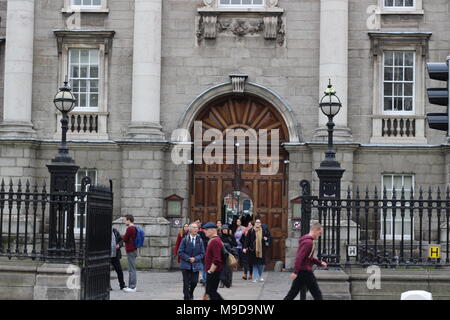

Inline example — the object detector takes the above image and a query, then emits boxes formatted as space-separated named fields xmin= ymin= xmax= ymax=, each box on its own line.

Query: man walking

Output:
xmin=178 ymin=223 xmax=205 ymax=300
xmin=284 ymin=222 xmax=327 ymax=300
xmin=122 ymin=215 xmax=138 ymax=293
xmin=111 ymin=228 xmax=126 ymax=290
xmin=194 ymin=218 xmax=209 ymax=285
xmin=202 ymin=222 xmax=224 ymax=300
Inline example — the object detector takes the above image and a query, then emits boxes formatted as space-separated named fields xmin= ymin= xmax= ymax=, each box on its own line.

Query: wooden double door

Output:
xmin=189 ymin=94 xmax=289 ymax=269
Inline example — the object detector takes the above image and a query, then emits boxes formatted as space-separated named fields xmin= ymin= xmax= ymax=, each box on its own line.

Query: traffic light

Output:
xmin=426 ymin=57 xmax=449 ymax=133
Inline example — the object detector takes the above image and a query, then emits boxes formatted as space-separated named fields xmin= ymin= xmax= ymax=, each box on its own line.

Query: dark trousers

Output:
xmin=111 ymin=257 xmax=125 ymax=289
xmin=205 ymin=272 xmax=224 ymax=300
xmin=284 ymin=270 xmax=323 ymax=300
xmin=182 ymin=269 xmax=199 ymax=300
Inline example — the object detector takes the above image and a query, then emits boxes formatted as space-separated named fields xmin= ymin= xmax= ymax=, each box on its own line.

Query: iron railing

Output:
xmin=0 ymin=177 xmax=93 ymax=264
xmin=301 ymin=181 xmax=450 ymax=267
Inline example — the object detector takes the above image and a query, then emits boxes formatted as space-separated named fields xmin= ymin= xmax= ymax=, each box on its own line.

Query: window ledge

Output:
xmin=380 ymin=9 xmax=424 ymax=15
xmin=62 ymin=7 xmax=109 ymax=14
xmin=198 ymin=7 xmax=283 ymax=14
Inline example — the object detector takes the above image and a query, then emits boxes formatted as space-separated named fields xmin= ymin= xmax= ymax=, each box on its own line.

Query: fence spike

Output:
xmin=25 ymin=180 xmax=30 ymax=193
xmin=383 ymin=185 xmax=387 ymax=199
xmin=17 ymin=179 xmax=22 ymax=193
xmin=428 ymin=186 xmax=433 ymax=200
xmin=446 ymin=185 xmax=450 ymax=199
xmin=374 ymin=185 xmax=378 ymax=199
xmin=9 ymin=179 xmax=13 ymax=192
xmin=437 ymin=186 xmax=441 ymax=200
xmin=365 ymin=185 xmax=369 ymax=199
xmin=1 ymin=179 xmax=4 ymax=192
xmin=356 ymin=186 xmax=360 ymax=199
xmin=419 ymin=186 xmax=423 ymax=200
xmin=401 ymin=186 xmax=405 ymax=200
xmin=392 ymin=186 xmax=397 ymax=200
xmin=346 ymin=185 xmax=351 ymax=199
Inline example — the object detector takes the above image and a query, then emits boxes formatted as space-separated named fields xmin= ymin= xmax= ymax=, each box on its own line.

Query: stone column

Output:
xmin=127 ymin=0 xmax=165 ymax=139
xmin=315 ymin=0 xmax=352 ymax=142
xmin=0 ymin=0 xmax=36 ymax=137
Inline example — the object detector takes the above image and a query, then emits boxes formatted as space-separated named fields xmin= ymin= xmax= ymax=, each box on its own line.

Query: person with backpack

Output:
xmin=202 ymin=222 xmax=224 ymax=300
xmin=219 ymin=224 xmax=238 ymax=288
xmin=121 ymin=214 xmax=145 ymax=293
xmin=178 ymin=223 xmax=205 ymax=300
xmin=194 ymin=218 xmax=209 ymax=286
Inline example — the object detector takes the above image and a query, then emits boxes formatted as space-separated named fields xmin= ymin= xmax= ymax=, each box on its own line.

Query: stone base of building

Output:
xmin=0 ymin=260 xmax=81 ymax=300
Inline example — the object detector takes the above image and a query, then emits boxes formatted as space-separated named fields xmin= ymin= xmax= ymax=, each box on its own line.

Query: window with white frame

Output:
xmin=384 ymin=0 xmax=414 ymax=8
xmin=71 ymin=0 xmax=102 ymax=8
xmin=219 ymin=0 xmax=264 ymax=6
xmin=74 ymin=169 xmax=97 ymax=232
xmin=382 ymin=174 xmax=414 ymax=240
xmin=69 ymin=48 xmax=100 ymax=110
xmin=383 ymin=51 xmax=415 ymax=113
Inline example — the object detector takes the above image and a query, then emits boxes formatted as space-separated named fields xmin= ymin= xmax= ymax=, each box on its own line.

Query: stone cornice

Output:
xmin=368 ymin=31 xmax=432 ymax=56
xmin=53 ymin=29 xmax=115 ymax=54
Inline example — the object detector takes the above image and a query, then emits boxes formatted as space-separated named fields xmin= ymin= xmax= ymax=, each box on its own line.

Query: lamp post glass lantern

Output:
xmin=52 ymin=80 xmax=77 ymax=163
xmin=319 ymin=80 xmax=342 ymax=168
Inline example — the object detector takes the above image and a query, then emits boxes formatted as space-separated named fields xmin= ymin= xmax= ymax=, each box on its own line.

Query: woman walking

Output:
xmin=174 ymin=223 xmax=189 ymax=264
xmin=240 ymin=221 xmax=253 ymax=280
xmin=244 ymin=219 xmax=271 ymax=283
xmin=233 ymin=219 xmax=245 ymax=271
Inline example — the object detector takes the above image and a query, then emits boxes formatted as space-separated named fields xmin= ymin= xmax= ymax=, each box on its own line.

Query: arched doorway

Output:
xmin=189 ymin=94 xmax=289 ymax=269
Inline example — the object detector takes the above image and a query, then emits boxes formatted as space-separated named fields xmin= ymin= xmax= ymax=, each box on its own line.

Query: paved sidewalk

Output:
xmin=110 ymin=271 xmax=292 ymax=300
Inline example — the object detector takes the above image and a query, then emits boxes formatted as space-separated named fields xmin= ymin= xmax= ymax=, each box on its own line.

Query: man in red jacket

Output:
xmin=202 ymin=222 xmax=224 ymax=300
xmin=284 ymin=222 xmax=327 ymax=300
xmin=121 ymin=215 xmax=138 ymax=293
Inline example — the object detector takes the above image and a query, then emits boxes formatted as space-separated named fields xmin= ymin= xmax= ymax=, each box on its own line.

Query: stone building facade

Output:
xmin=0 ymin=0 xmax=449 ymax=269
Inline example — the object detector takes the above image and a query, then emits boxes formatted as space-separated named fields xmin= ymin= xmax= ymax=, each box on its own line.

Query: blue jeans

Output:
xmin=253 ymin=264 xmax=264 ymax=281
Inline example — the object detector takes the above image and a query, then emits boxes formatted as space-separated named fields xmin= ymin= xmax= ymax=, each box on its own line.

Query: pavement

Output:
xmin=110 ymin=271 xmax=292 ymax=300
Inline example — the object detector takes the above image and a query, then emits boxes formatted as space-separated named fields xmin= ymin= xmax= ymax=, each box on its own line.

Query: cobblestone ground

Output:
xmin=110 ymin=271 xmax=292 ymax=300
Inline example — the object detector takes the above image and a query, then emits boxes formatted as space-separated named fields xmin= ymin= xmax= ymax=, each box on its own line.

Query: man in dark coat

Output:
xmin=284 ymin=222 xmax=327 ymax=300
xmin=111 ymin=228 xmax=126 ymax=290
xmin=178 ymin=223 xmax=205 ymax=300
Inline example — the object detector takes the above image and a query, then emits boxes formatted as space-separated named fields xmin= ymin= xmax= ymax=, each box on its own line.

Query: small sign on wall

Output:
xmin=292 ymin=219 xmax=301 ymax=231
xmin=428 ymin=245 xmax=441 ymax=259
xmin=172 ymin=217 xmax=182 ymax=228
xmin=347 ymin=245 xmax=358 ymax=257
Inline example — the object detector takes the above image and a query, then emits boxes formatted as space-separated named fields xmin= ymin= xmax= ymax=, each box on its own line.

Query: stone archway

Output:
xmin=188 ymin=93 xmax=291 ymax=269
xmin=177 ymin=82 xmax=301 ymax=143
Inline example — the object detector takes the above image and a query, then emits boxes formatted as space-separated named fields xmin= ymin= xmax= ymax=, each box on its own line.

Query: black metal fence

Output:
xmin=0 ymin=177 xmax=107 ymax=264
xmin=301 ymin=180 xmax=450 ymax=267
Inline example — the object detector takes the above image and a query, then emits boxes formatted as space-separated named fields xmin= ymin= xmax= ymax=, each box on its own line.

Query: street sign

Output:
xmin=348 ymin=245 xmax=357 ymax=257
xmin=172 ymin=217 xmax=182 ymax=228
xmin=292 ymin=220 xmax=301 ymax=231
xmin=428 ymin=245 xmax=441 ymax=259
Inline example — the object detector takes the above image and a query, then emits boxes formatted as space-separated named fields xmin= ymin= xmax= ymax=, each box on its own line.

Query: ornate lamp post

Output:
xmin=316 ymin=80 xmax=346 ymax=199
xmin=314 ymin=80 xmax=346 ymax=269
xmin=47 ymin=80 xmax=79 ymax=262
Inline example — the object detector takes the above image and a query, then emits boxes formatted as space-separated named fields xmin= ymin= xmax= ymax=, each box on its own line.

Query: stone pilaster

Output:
xmin=0 ymin=0 xmax=36 ymax=137
xmin=315 ymin=0 xmax=352 ymax=142
xmin=127 ymin=0 xmax=165 ymax=140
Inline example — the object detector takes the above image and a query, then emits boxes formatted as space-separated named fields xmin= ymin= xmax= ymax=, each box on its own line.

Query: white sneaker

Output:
xmin=123 ymin=287 xmax=137 ymax=293
xmin=259 ymin=278 xmax=265 ymax=282
xmin=251 ymin=279 xmax=257 ymax=283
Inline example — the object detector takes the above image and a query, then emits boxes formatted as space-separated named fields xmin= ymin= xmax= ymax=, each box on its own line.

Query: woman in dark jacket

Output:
xmin=240 ymin=221 xmax=253 ymax=280
xmin=244 ymin=219 xmax=271 ymax=283
xmin=219 ymin=224 xmax=238 ymax=288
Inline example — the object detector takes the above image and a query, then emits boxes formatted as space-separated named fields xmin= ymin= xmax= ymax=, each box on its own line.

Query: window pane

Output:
xmin=385 ymin=0 xmax=393 ymax=6
xmin=231 ymin=0 xmax=241 ymax=4
xmin=90 ymin=94 xmax=98 ymax=107
xmin=394 ymin=67 xmax=403 ymax=81
xmin=384 ymin=67 xmax=393 ymax=81
xmin=384 ymin=83 xmax=393 ymax=96
xmin=404 ymin=176 xmax=413 ymax=190
xmin=80 ymin=66 xmax=88 ymax=78
xmin=71 ymin=66 xmax=79 ymax=78
xmin=404 ymin=98 xmax=413 ymax=111
xmin=90 ymin=66 xmax=98 ymax=78
xmin=90 ymin=50 xmax=99 ymax=65
xmin=394 ymin=98 xmax=403 ymax=111
xmin=394 ymin=83 xmax=403 ymax=96
xmin=70 ymin=49 xmax=79 ymax=63
xmin=404 ymin=83 xmax=413 ymax=96
xmin=384 ymin=97 xmax=393 ymax=111
xmin=80 ymin=50 xmax=89 ymax=63
xmin=383 ymin=176 xmax=393 ymax=190
xmin=393 ymin=175 xmax=403 ymax=190
xmin=405 ymin=0 xmax=414 ymax=6
xmin=79 ymin=94 xmax=87 ymax=107
xmin=394 ymin=52 xmax=403 ymax=65
xmin=405 ymin=52 xmax=414 ymax=66
xmin=90 ymin=80 xmax=98 ymax=92
xmin=384 ymin=52 xmax=394 ymax=66
xmin=405 ymin=68 xmax=413 ymax=81
xmin=93 ymin=0 xmax=101 ymax=5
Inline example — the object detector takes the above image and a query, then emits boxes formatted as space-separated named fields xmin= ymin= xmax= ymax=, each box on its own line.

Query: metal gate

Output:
xmin=81 ymin=182 xmax=113 ymax=300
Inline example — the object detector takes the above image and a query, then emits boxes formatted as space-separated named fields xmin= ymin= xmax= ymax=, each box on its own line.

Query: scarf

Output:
xmin=254 ymin=226 xmax=263 ymax=258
